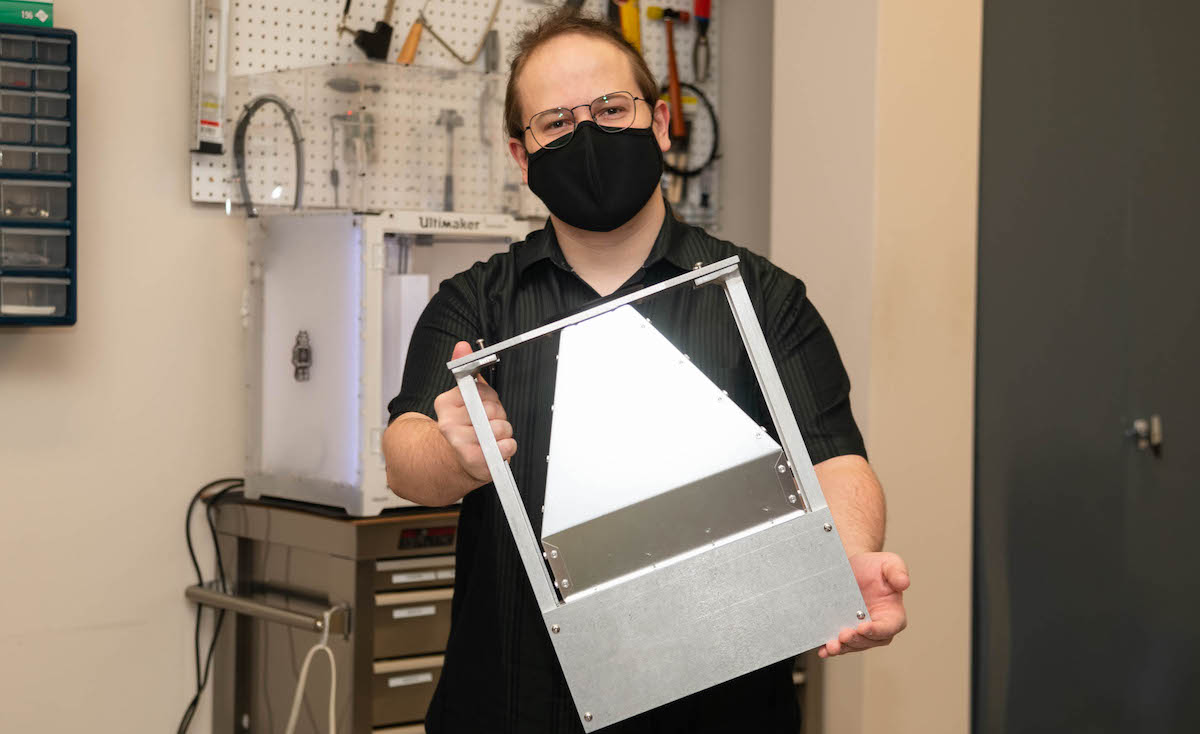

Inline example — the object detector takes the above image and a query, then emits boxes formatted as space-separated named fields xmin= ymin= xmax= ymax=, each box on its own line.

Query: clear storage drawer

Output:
xmin=0 ymin=35 xmax=34 ymax=62
xmin=33 ymin=65 xmax=69 ymax=92
xmin=0 ymin=276 xmax=69 ymax=317
xmin=34 ymin=91 xmax=68 ymax=118
xmin=1 ymin=180 xmax=70 ymax=221
xmin=33 ymin=118 xmax=67 ymax=145
xmin=0 ymin=61 xmax=33 ymax=88
xmin=0 ymin=228 xmax=69 ymax=268
xmin=35 ymin=38 xmax=70 ymax=65
xmin=0 ymin=89 xmax=33 ymax=115
xmin=0 ymin=115 xmax=32 ymax=143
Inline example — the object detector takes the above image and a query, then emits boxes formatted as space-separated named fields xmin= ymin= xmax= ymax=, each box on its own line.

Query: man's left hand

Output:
xmin=818 ymin=551 xmax=910 ymax=658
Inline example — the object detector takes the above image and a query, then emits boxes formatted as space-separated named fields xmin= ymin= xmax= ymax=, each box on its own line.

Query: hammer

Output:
xmin=646 ymin=6 xmax=690 ymax=140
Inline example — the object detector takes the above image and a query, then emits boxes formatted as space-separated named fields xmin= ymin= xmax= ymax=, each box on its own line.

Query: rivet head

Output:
xmin=551 ymin=624 xmax=560 ymax=634
xmin=561 ymin=579 xmax=570 ymax=588
xmin=777 ymin=465 xmax=787 ymax=474
xmin=550 ymin=549 xmax=558 ymax=559
xmin=856 ymin=610 xmax=866 ymax=620
xmin=787 ymin=494 xmax=797 ymax=504
xmin=584 ymin=712 xmax=594 ymax=722
xmin=823 ymin=523 xmax=832 ymax=532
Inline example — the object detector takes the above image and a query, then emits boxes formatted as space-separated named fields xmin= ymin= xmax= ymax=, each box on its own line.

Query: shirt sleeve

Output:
xmin=387 ymin=274 xmax=483 ymax=424
xmin=756 ymin=260 xmax=867 ymax=464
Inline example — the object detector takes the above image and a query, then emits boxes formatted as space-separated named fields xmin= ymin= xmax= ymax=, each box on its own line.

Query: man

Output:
xmin=383 ymin=10 xmax=909 ymax=733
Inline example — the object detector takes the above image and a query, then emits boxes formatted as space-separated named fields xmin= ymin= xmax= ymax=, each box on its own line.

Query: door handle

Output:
xmin=1127 ymin=414 xmax=1163 ymax=456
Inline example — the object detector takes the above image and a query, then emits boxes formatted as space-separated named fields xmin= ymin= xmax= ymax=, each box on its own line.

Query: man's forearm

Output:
xmin=384 ymin=413 xmax=482 ymax=506
xmin=813 ymin=454 xmax=886 ymax=557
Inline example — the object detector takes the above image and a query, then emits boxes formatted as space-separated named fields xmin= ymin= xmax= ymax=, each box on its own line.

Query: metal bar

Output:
xmin=447 ymin=256 xmax=743 ymax=377
xmin=185 ymin=583 xmax=350 ymax=636
xmin=718 ymin=272 xmax=829 ymax=512
xmin=456 ymin=372 xmax=561 ymax=612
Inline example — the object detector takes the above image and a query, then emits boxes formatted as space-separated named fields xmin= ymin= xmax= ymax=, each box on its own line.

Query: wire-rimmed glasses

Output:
xmin=524 ymin=91 xmax=650 ymax=151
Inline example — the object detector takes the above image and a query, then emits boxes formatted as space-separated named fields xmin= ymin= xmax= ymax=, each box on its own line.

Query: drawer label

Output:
xmin=388 ymin=672 xmax=434 ymax=688
xmin=391 ymin=604 xmax=437 ymax=620
xmin=390 ymin=571 xmax=438 ymax=585
xmin=435 ymin=569 xmax=456 ymax=580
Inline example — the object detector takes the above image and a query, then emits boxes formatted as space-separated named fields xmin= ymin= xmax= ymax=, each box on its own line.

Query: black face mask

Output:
xmin=526 ymin=121 xmax=664 ymax=232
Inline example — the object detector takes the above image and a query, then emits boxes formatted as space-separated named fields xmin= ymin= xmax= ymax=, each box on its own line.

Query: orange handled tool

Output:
xmin=646 ymin=7 xmax=691 ymax=139
xmin=396 ymin=15 xmax=424 ymax=65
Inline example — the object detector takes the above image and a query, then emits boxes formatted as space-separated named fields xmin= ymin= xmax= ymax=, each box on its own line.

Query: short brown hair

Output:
xmin=504 ymin=9 xmax=659 ymax=140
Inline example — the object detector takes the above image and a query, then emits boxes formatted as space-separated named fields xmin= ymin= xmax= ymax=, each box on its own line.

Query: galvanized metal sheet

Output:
xmin=544 ymin=508 xmax=866 ymax=732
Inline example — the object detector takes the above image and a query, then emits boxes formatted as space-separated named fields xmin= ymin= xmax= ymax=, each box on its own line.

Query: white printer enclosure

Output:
xmin=244 ymin=210 xmax=530 ymax=516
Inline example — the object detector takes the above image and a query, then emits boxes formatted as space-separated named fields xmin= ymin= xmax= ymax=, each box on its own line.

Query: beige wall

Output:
xmin=0 ymin=2 xmax=246 ymax=732
xmin=771 ymin=1 xmax=981 ymax=733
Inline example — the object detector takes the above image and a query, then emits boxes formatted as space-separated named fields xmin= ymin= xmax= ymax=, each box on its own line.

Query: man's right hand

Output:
xmin=433 ymin=341 xmax=517 ymax=485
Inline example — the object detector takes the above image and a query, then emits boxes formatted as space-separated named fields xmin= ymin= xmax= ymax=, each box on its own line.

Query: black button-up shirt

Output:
xmin=388 ymin=208 xmax=866 ymax=733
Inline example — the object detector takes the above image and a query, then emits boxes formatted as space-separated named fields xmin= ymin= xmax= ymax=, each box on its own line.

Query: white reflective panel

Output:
xmin=541 ymin=306 xmax=793 ymax=598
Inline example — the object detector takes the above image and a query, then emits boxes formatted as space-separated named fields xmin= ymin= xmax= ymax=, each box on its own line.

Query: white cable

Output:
xmin=283 ymin=611 xmax=337 ymax=734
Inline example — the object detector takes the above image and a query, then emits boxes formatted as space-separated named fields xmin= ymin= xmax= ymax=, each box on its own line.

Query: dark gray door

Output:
xmin=974 ymin=1 xmax=1200 ymax=732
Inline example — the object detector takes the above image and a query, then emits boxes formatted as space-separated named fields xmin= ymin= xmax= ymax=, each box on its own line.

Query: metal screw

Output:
xmin=546 ymin=455 xmax=551 ymax=463
xmin=823 ymin=523 xmax=832 ymax=532
xmin=856 ymin=610 xmax=866 ymax=620
xmin=551 ymin=624 xmax=560 ymax=634
xmin=550 ymin=549 xmax=558 ymax=559
xmin=693 ymin=262 xmax=704 ymax=270
xmin=584 ymin=712 xmax=594 ymax=722
xmin=476 ymin=338 xmax=486 ymax=350
xmin=787 ymin=494 xmax=797 ymax=504
xmin=777 ymin=465 xmax=787 ymax=474
xmin=561 ymin=579 xmax=570 ymax=588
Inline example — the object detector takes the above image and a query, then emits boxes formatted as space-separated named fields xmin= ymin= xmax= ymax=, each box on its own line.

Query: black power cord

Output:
xmin=177 ymin=478 xmax=243 ymax=734
xmin=233 ymin=94 xmax=305 ymax=218
xmin=661 ymin=81 xmax=721 ymax=178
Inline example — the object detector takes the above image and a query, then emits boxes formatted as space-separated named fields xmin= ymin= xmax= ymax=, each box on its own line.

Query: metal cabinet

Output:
xmin=205 ymin=496 xmax=459 ymax=734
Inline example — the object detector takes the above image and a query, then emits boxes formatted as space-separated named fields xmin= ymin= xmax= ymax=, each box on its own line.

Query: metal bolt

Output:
xmin=550 ymin=549 xmax=558 ymax=559
xmin=584 ymin=712 xmax=594 ymax=722
xmin=476 ymin=338 xmax=486 ymax=350
xmin=823 ymin=523 xmax=832 ymax=532
xmin=787 ymin=494 xmax=797 ymax=504
xmin=551 ymin=624 xmax=561 ymax=634
xmin=693 ymin=262 xmax=704 ymax=270
xmin=856 ymin=610 xmax=866 ymax=620
xmin=546 ymin=455 xmax=551 ymax=463
xmin=777 ymin=465 xmax=787 ymax=474
xmin=561 ymin=579 xmax=570 ymax=588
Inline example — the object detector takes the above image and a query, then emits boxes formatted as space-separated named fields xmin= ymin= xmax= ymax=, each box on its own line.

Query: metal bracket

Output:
xmin=185 ymin=582 xmax=351 ymax=640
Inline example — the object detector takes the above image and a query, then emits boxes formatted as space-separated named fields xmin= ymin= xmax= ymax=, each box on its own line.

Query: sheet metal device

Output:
xmin=447 ymin=257 xmax=868 ymax=730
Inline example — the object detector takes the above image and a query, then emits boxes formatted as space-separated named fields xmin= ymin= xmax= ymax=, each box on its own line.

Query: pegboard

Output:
xmin=190 ymin=0 xmax=721 ymax=228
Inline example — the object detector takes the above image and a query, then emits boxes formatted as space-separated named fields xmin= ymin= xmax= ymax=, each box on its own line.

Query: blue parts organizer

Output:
xmin=0 ymin=23 xmax=74 ymax=326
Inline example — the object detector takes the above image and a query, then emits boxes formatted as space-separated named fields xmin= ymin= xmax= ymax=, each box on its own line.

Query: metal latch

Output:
xmin=1127 ymin=414 xmax=1163 ymax=456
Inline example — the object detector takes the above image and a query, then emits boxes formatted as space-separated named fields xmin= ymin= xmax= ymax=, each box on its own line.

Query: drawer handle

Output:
xmin=391 ymin=604 xmax=437 ymax=620
xmin=388 ymin=672 xmax=434 ymax=688
xmin=390 ymin=571 xmax=438 ymax=585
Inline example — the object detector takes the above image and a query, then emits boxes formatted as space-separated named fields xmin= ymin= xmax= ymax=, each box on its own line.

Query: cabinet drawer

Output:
xmin=373 ymin=655 xmax=443 ymax=727
xmin=375 ymin=556 xmax=456 ymax=592
xmin=373 ymin=589 xmax=453 ymax=659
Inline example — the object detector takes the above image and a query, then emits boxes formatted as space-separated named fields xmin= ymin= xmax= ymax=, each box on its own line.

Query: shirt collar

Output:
xmin=514 ymin=201 xmax=698 ymax=280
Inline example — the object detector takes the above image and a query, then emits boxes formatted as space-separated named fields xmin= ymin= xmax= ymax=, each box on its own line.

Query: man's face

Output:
xmin=507 ymin=33 xmax=671 ymax=185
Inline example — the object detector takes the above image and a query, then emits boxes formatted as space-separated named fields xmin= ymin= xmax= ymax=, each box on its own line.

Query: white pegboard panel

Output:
xmin=191 ymin=0 xmax=721 ymax=227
